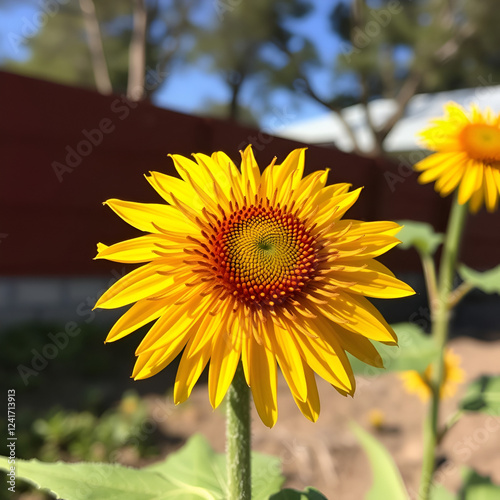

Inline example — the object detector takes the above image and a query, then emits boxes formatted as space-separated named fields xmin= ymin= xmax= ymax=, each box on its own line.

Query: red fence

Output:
xmin=1 ymin=71 xmax=498 ymax=275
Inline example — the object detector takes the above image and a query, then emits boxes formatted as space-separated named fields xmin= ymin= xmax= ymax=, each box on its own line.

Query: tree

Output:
xmin=3 ymin=0 xmax=201 ymax=99
xmin=192 ymin=0 xmax=500 ymax=155
xmin=289 ymin=0 xmax=500 ymax=155
xmin=187 ymin=0 xmax=316 ymax=124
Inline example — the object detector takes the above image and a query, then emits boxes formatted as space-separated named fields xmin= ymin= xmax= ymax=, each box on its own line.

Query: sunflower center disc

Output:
xmin=460 ymin=123 xmax=500 ymax=164
xmin=211 ymin=203 xmax=318 ymax=306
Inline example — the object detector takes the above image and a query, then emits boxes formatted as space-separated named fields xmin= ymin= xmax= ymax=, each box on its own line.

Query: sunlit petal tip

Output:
xmin=96 ymin=147 xmax=413 ymax=425
xmin=94 ymin=242 xmax=108 ymax=258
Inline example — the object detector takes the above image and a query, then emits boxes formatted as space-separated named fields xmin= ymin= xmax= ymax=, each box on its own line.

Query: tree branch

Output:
xmin=127 ymin=0 xmax=148 ymax=101
xmin=352 ymin=0 xmax=382 ymax=155
xmin=377 ymin=19 xmax=476 ymax=145
xmin=300 ymin=77 xmax=363 ymax=155
xmin=78 ymin=0 xmax=112 ymax=95
xmin=377 ymin=71 xmax=422 ymax=143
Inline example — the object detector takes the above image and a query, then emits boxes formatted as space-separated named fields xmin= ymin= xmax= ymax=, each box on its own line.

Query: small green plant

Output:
xmin=32 ymin=391 xmax=157 ymax=463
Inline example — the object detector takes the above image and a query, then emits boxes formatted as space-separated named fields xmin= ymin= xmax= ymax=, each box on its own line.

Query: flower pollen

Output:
xmin=208 ymin=198 xmax=318 ymax=307
xmin=460 ymin=123 xmax=500 ymax=164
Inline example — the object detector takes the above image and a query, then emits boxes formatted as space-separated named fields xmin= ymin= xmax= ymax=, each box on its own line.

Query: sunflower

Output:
xmin=399 ymin=349 xmax=465 ymax=401
xmin=415 ymin=102 xmax=500 ymax=213
xmin=95 ymin=146 xmax=414 ymax=427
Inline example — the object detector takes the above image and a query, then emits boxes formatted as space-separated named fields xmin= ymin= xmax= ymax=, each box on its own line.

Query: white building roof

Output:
xmin=275 ymin=86 xmax=500 ymax=153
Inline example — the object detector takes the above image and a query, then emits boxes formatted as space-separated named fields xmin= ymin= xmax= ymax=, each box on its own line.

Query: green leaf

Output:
xmin=459 ymin=375 xmax=500 ymax=415
xmin=348 ymin=323 xmax=439 ymax=375
xmin=396 ymin=220 xmax=444 ymax=256
xmin=146 ymin=434 xmax=284 ymax=499
xmin=459 ymin=265 xmax=500 ymax=295
xmin=429 ymin=484 xmax=457 ymax=500
xmin=459 ymin=468 xmax=500 ymax=500
xmin=0 ymin=457 xmax=173 ymax=500
xmin=350 ymin=422 xmax=408 ymax=500
xmin=269 ymin=487 xmax=328 ymax=499
xmin=0 ymin=434 xmax=284 ymax=499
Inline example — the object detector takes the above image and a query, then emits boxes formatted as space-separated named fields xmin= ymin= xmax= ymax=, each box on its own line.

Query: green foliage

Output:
xmin=0 ymin=434 xmax=284 ymax=499
xmin=459 ymin=375 xmax=500 ymax=415
xmin=145 ymin=434 xmax=284 ymax=499
xmin=333 ymin=0 xmax=500 ymax=97
xmin=396 ymin=220 xmax=444 ymax=256
xmin=429 ymin=484 xmax=457 ymax=500
xmin=32 ymin=391 xmax=155 ymax=462
xmin=348 ymin=323 xmax=439 ymax=375
xmin=3 ymin=0 xmax=200 ymax=94
xmin=0 ymin=457 xmax=178 ymax=500
xmin=459 ymin=468 xmax=500 ymax=500
xmin=188 ymin=0 xmax=315 ymax=122
xmin=269 ymin=487 xmax=328 ymax=499
xmin=349 ymin=422 xmax=408 ymax=500
xmin=459 ymin=265 xmax=500 ymax=295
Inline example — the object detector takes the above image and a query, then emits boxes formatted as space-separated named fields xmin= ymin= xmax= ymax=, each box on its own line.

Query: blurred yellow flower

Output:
xmin=95 ymin=146 xmax=414 ymax=427
xmin=415 ymin=102 xmax=500 ymax=212
xmin=399 ymin=349 xmax=465 ymax=401
xmin=367 ymin=408 xmax=386 ymax=430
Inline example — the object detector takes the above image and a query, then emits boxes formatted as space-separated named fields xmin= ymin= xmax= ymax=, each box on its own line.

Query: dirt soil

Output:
xmin=142 ymin=337 xmax=500 ymax=499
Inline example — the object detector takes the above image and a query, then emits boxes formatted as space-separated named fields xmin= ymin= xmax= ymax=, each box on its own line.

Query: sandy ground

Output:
xmin=143 ymin=337 xmax=500 ymax=499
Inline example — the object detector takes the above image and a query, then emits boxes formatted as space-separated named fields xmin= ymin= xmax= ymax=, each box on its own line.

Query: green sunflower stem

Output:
xmin=419 ymin=194 xmax=468 ymax=500
xmin=226 ymin=363 xmax=252 ymax=500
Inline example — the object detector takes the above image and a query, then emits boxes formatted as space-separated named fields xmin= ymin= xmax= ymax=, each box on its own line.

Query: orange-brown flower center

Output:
xmin=460 ymin=123 xmax=500 ymax=164
xmin=208 ymin=203 xmax=318 ymax=307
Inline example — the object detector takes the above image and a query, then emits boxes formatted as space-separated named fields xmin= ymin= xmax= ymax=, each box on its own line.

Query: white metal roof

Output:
xmin=275 ymin=86 xmax=500 ymax=153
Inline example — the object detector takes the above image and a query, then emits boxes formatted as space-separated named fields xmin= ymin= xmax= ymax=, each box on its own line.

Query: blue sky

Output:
xmin=0 ymin=0 xmax=349 ymax=128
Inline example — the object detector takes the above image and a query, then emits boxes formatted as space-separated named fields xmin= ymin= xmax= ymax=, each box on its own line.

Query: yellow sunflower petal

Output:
xmin=173 ymin=337 xmax=212 ymax=405
xmin=240 ymin=145 xmax=261 ymax=198
xmin=105 ymin=298 xmax=169 ymax=342
xmin=244 ymin=337 xmax=278 ymax=428
xmin=329 ymin=260 xmax=415 ymax=298
xmin=469 ymin=186 xmax=484 ymax=214
xmin=135 ymin=292 xmax=215 ymax=354
xmin=291 ymin=364 xmax=320 ymax=422
xmin=332 ymin=324 xmax=384 ymax=368
xmin=269 ymin=322 xmax=308 ymax=403
xmin=104 ymin=199 xmax=197 ymax=234
xmin=212 ymin=151 xmax=245 ymax=204
xmin=458 ymin=160 xmax=482 ymax=205
xmin=95 ymin=234 xmax=178 ymax=263
xmin=294 ymin=169 xmax=329 ymax=206
xmin=208 ymin=329 xmax=242 ymax=409
xmin=264 ymin=148 xmax=306 ymax=199
xmin=484 ymin=166 xmax=499 ymax=212
xmin=133 ymin=333 xmax=188 ymax=380
xmin=146 ymin=171 xmax=204 ymax=209
xmin=94 ymin=263 xmax=172 ymax=310
xmin=280 ymin=315 xmax=353 ymax=393
xmin=318 ymin=292 xmax=398 ymax=344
